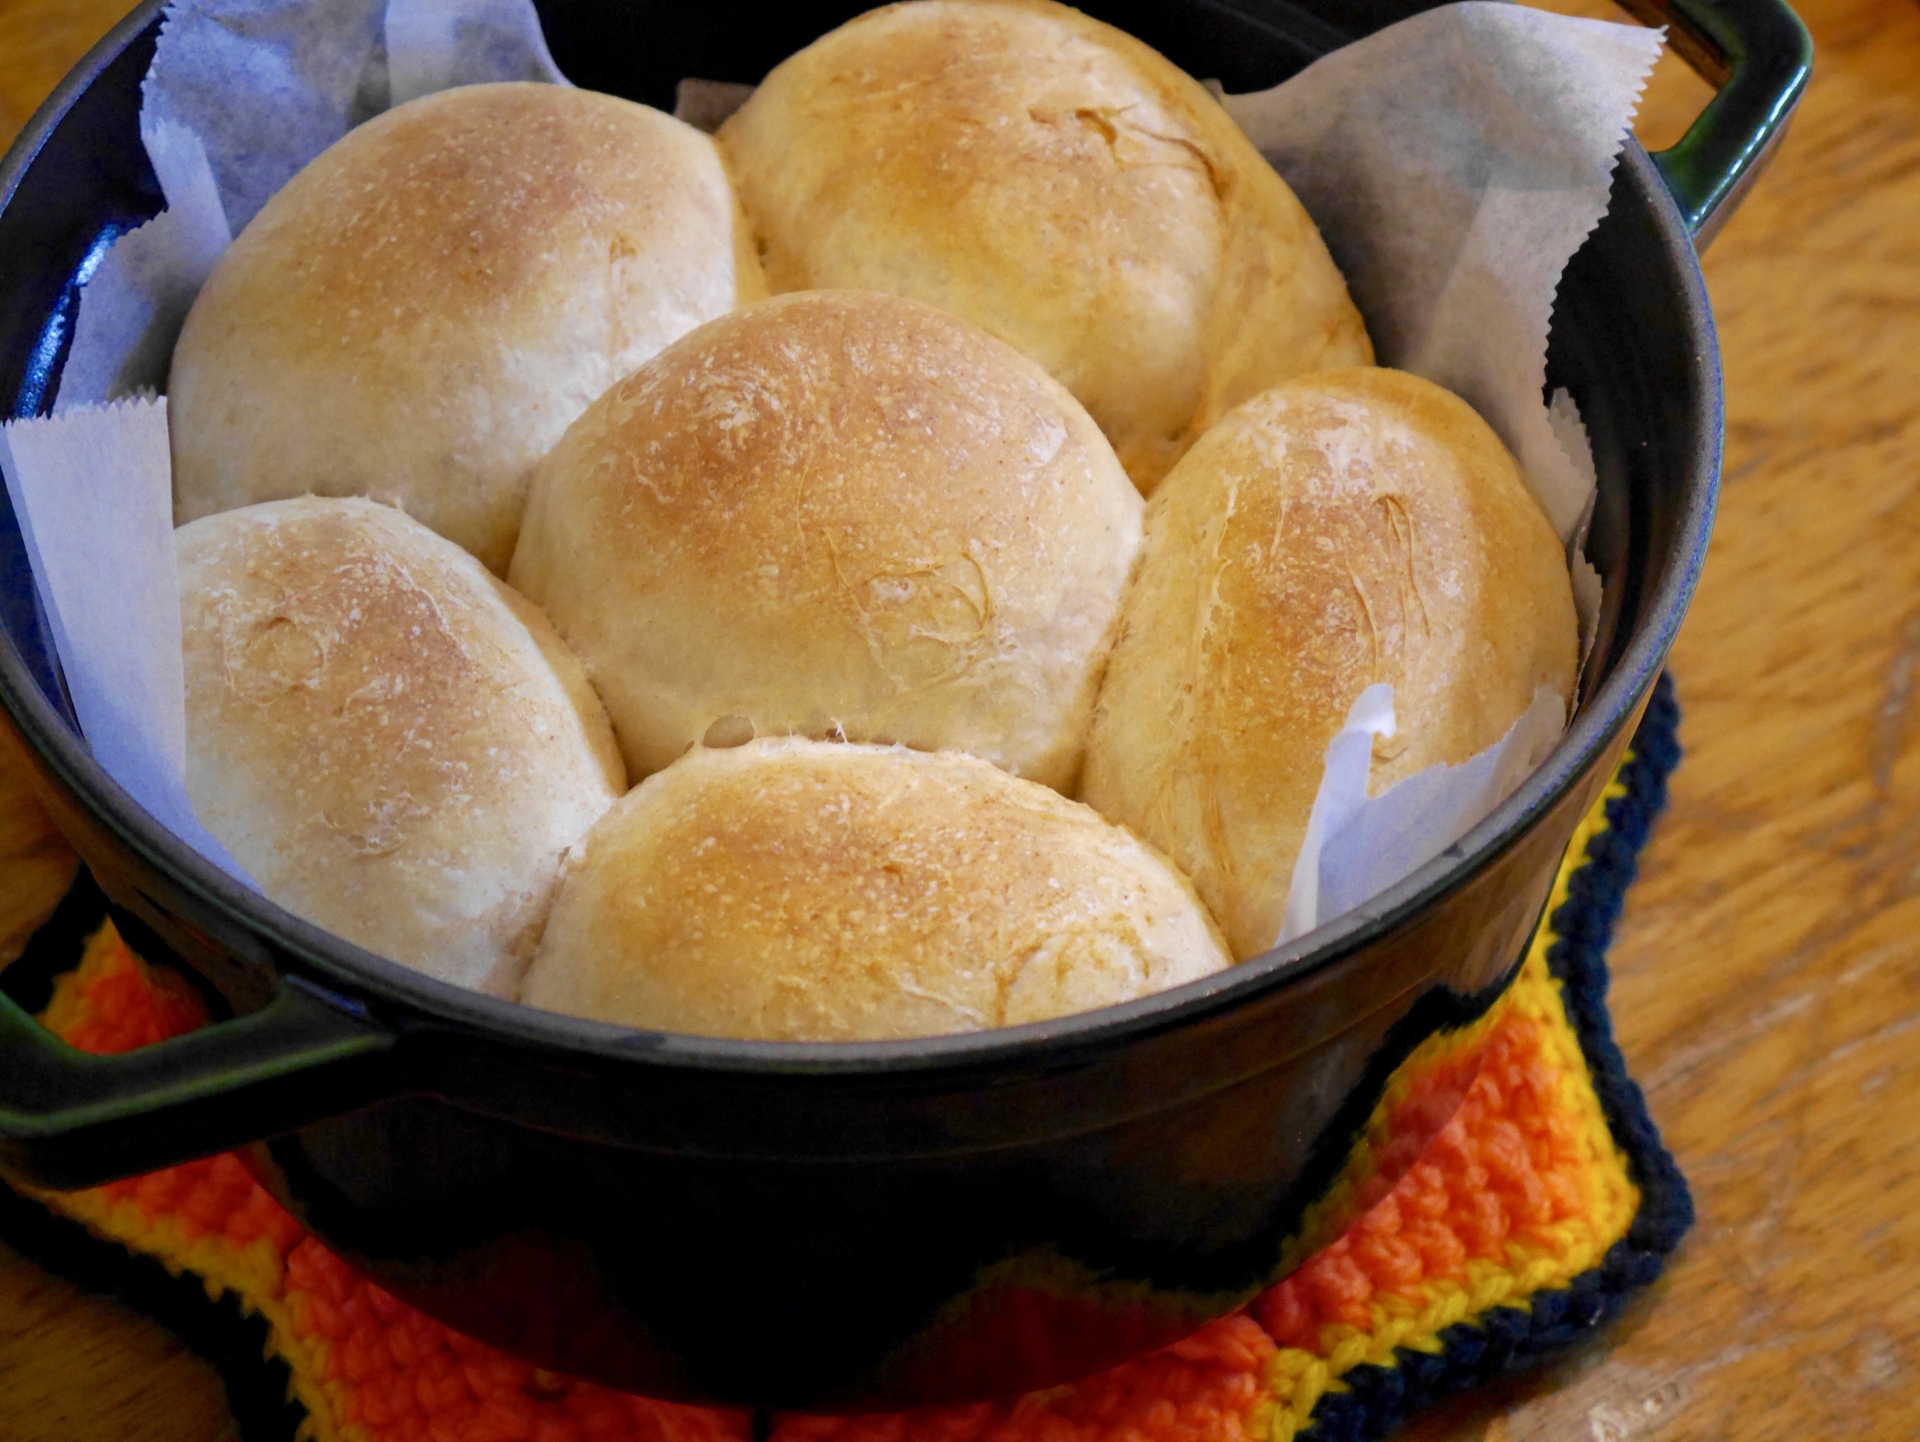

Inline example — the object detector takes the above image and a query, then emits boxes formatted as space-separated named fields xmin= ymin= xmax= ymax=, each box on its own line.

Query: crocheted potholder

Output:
xmin=0 ymin=678 xmax=1688 ymax=1442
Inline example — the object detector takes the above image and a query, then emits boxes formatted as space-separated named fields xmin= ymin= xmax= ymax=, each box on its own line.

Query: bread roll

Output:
xmin=509 ymin=290 xmax=1143 ymax=791
xmin=170 ymin=83 xmax=766 ymax=575
xmin=179 ymin=497 xmax=626 ymax=995
xmin=718 ymin=0 xmax=1372 ymax=493
xmin=521 ymin=739 xmax=1232 ymax=1040
xmin=1079 ymin=368 xmax=1578 ymax=959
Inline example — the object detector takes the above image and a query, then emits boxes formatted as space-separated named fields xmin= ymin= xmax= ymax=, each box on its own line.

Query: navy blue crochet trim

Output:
xmin=1295 ymin=672 xmax=1690 ymax=1442
xmin=0 ymin=1176 xmax=305 ymax=1442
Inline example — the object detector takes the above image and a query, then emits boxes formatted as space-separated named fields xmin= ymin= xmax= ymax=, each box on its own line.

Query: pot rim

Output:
xmin=0 ymin=0 xmax=1720 ymax=1080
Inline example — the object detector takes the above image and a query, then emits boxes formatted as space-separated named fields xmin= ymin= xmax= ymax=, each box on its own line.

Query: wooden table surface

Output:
xmin=1 ymin=0 xmax=1916 ymax=1436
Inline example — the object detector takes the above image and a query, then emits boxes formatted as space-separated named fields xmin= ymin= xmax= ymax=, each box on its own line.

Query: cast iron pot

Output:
xmin=0 ymin=0 xmax=1808 ymax=1411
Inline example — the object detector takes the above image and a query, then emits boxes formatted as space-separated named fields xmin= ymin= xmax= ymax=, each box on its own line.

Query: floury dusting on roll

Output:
xmin=1079 ymin=369 xmax=1580 ymax=960
xmin=509 ymin=290 xmax=1144 ymax=792
xmin=178 ymin=498 xmax=627 ymax=996
xmin=718 ymin=0 xmax=1374 ymax=492
xmin=521 ymin=739 xmax=1233 ymax=1041
xmin=169 ymin=83 xmax=766 ymax=575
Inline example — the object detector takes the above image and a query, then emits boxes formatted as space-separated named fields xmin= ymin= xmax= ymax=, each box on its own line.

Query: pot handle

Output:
xmin=1618 ymin=0 xmax=1812 ymax=248
xmin=0 ymin=953 xmax=395 ymax=1192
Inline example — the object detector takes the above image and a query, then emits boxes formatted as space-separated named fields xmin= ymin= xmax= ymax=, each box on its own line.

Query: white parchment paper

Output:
xmin=386 ymin=0 xmax=567 ymax=107
xmin=8 ymin=0 xmax=1660 ymax=949
xmin=142 ymin=0 xmax=388 ymax=238
xmin=0 ymin=400 xmax=252 ymax=883
xmin=54 ymin=119 xmax=229 ymax=411
xmin=1279 ymin=685 xmax=1566 ymax=943
xmin=1224 ymin=2 xmax=1662 ymax=545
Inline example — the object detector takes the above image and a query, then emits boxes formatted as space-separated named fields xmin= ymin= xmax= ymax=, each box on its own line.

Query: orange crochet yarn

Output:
xmin=1260 ymin=1017 xmax=1597 ymax=1349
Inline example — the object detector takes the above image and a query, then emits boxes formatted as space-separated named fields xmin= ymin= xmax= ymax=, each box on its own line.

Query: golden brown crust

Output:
xmin=718 ymin=0 xmax=1372 ymax=493
xmin=170 ymin=83 xmax=763 ymax=574
xmin=508 ymin=290 xmax=1143 ymax=791
xmin=178 ymin=497 xmax=626 ymax=995
xmin=1079 ymin=368 xmax=1578 ymax=959
xmin=521 ymin=739 xmax=1232 ymax=1040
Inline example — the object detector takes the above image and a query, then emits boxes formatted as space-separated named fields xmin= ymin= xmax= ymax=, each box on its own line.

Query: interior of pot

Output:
xmin=0 ymin=0 xmax=1716 ymax=1053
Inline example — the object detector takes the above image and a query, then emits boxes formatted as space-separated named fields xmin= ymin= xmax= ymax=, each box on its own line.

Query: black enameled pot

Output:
xmin=0 ymin=0 xmax=1808 ymax=1410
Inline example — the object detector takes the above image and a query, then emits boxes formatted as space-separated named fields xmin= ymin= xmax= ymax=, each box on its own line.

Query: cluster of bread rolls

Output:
xmin=164 ymin=0 xmax=1576 ymax=1040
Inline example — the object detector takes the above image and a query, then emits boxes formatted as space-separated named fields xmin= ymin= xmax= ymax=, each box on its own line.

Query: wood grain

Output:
xmin=0 ymin=1 xmax=147 ymax=154
xmin=1 ymin=0 xmax=1917 ymax=1436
